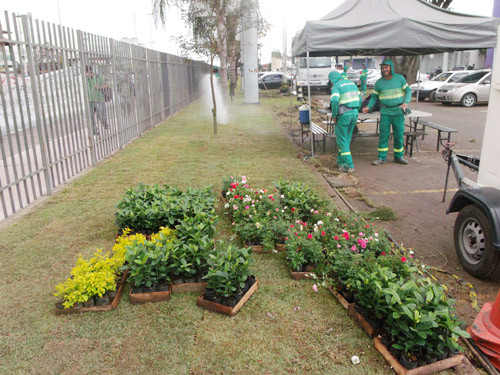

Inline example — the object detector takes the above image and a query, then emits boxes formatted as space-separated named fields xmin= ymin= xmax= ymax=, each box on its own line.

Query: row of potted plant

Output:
xmin=54 ymin=229 xmax=141 ymax=309
xmin=115 ymin=183 xmax=217 ymax=234
xmin=222 ymin=175 xmax=329 ymax=252
xmin=222 ymin=175 xmax=469 ymax=370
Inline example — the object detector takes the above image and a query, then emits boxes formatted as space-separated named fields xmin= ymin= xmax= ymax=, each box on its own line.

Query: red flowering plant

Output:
xmin=274 ymin=179 xmax=328 ymax=223
xmin=285 ymin=226 xmax=325 ymax=272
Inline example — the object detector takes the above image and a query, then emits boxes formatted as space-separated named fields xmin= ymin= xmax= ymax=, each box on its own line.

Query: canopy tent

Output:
xmin=292 ymin=0 xmax=499 ymax=57
xmin=291 ymin=0 xmax=499 ymax=157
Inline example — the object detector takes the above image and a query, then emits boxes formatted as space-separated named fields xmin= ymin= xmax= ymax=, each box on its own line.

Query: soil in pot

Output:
xmin=131 ymin=286 xmax=143 ymax=294
xmin=95 ymin=295 xmax=110 ymax=306
xmin=389 ymin=345 xmax=402 ymax=360
xmin=399 ymin=355 xmax=418 ymax=370
xmin=213 ymin=296 xmax=222 ymax=304
xmin=184 ymin=276 xmax=197 ymax=284
xmin=204 ymin=289 xmax=216 ymax=301
xmin=84 ymin=297 xmax=95 ymax=307
xmin=222 ymin=296 xmax=237 ymax=308
xmin=157 ymin=282 xmax=170 ymax=292
xmin=108 ymin=290 xmax=117 ymax=301
xmin=173 ymin=278 xmax=184 ymax=285
xmin=143 ymin=286 xmax=157 ymax=293
xmin=426 ymin=356 xmax=437 ymax=364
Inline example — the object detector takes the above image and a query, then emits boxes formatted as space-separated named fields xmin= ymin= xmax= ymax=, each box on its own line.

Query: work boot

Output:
xmin=394 ymin=157 xmax=409 ymax=165
xmin=371 ymin=159 xmax=386 ymax=166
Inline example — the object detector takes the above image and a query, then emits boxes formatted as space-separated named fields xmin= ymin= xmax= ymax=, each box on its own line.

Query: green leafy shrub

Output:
xmin=204 ymin=243 xmax=252 ymax=298
xmin=115 ymin=183 xmax=216 ymax=234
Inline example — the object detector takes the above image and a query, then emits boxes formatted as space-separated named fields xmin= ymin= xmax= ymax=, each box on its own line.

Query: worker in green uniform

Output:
xmin=329 ymin=70 xmax=362 ymax=173
xmin=362 ymin=59 xmax=411 ymax=165
xmin=341 ymin=65 xmax=348 ymax=79
xmin=360 ymin=64 xmax=368 ymax=96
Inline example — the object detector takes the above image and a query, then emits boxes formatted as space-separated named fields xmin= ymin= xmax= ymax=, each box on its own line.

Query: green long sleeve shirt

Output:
xmin=367 ymin=74 xmax=411 ymax=115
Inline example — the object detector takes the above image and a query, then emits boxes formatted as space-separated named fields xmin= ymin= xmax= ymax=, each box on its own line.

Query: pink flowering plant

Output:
xmin=285 ymin=228 xmax=325 ymax=272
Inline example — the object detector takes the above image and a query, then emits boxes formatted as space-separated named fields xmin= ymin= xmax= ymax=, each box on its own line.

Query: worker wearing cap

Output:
xmin=360 ymin=64 xmax=368 ymax=96
xmin=362 ymin=59 xmax=411 ymax=165
xmin=329 ymin=70 xmax=362 ymax=173
xmin=341 ymin=65 xmax=348 ymax=79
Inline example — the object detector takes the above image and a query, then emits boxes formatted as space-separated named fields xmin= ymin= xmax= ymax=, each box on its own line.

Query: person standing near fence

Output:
xmin=329 ymin=70 xmax=362 ymax=173
xmin=360 ymin=64 xmax=368 ymax=96
xmin=86 ymin=66 xmax=108 ymax=136
xmin=362 ymin=59 xmax=411 ymax=166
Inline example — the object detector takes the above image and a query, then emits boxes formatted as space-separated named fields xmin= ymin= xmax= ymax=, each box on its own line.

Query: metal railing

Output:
xmin=0 ymin=11 xmax=209 ymax=220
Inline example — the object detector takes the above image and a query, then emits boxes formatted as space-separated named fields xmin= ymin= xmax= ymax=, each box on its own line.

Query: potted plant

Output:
xmin=197 ymin=243 xmax=258 ymax=316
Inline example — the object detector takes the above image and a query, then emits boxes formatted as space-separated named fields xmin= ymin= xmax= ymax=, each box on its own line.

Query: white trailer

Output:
xmin=445 ymin=27 xmax=500 ymax=279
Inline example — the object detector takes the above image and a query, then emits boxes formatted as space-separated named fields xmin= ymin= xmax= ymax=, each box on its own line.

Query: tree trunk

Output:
xmin=392 ymin=56 xmax=421 ymax=85
xmin=217 ymin=16 xmax=229 ymax=103
xmin=210 ymin=55 xmax=217 ymax=134
xmin=228 ymin=37 xmax=237 ymax=101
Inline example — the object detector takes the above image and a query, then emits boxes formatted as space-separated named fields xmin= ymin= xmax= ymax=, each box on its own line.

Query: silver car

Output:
xmin=435 ymin=70 xmax=491 ymax=107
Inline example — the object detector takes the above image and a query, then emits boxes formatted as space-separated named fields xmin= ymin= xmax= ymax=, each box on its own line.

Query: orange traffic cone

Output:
xmin=469 ymin=289 xmax=500 ymax=370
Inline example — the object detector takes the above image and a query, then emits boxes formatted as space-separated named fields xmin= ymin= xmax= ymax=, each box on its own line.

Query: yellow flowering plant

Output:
xmin=54 ymin=228 xmax=150 ymax=309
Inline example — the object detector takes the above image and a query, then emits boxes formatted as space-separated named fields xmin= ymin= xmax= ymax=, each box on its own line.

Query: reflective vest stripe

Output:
xmin=379 ymin=88 xmax=404 ymax=100
xmin=394 ymin=147 xmax=404 ymax=152
xmin=331 ymin=93 xmax=340 ymax=98
xmin=340 ymin=90 xmax=360 ymax=105
xmin=341 ymin=152 xmax=351 ymax=156
xmin=378 ymin=147 xmax=389 ymax=152
xmin=402 ymin=83 xmax=408 ymax=90
xmin=373 ymin=90 xmax=380 ymax=95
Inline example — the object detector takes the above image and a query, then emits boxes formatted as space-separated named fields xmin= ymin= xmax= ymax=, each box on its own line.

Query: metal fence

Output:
xmin=0 ymin=11 xmax=209 ymax=220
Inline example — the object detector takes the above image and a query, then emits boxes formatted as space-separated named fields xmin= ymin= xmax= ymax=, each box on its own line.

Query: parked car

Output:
xmin=258 ymin=72 xmax=290 ymax=90
xmin=416 ymin=70 xmax=430 ymax=83
xmin=410 ymin=70 xmax=472 ymax=102
xmin=366 ymin=69 xmax=382 ymax=88
xmin=346 ymin=70 xmax=361 ymax=85
xmin=435 ymin=69 xmax=491 ymax=107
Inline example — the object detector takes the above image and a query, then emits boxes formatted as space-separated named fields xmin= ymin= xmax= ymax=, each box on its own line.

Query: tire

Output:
xmin=461 ymin=93 xmax=477 ymax=107
xmin=429 ymin=90 xmax=438 ymax=103
xmin=454 ymin=204 xmax=500 ymax=279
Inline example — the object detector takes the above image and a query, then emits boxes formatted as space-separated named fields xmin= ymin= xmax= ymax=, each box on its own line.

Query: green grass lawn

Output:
xmin=0 ymin=95 xmax=394 ymax=374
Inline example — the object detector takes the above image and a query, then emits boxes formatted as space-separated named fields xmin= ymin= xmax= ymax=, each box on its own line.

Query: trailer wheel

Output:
xmin=454 ymin=204 xmax=499 ymax=279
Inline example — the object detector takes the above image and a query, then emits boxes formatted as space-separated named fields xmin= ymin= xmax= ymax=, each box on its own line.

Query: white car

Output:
xmin=410 ymin=70 xmax=473 ymax=102
xmin=416 ymin=70 xmax=430 ymax=83
xmin=435 ymin=70 xmax=491 ymax=107
xmin=366 ymin=69 xmax=381 ymax=88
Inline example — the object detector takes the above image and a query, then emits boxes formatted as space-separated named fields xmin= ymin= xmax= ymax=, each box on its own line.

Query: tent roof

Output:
xmin=292 ymin=0 xmax=500 ymax=57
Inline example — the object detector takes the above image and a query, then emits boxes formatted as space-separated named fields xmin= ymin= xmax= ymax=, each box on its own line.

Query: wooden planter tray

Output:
xmin=347 ymin=305 xmax=382 ymax=338
xmin=374 ymin=337 xmax=464 ymax=375
xmin=275 ymin=244 xmax=286 ymax=252
xmin=129 ymin=287 xmax=171 ymax=305
xmin=290 ymin=269 xmax=315 ymax=280
xmin=172 ymin=281 xmax=207 ymax=293
xmin=327 ymin=285 xmax=354 ymax=310
xmin=55 ymin=271 xmax=128 ymax=315
xmin=244 ymin=243 xmax=272 ymax=254
xmin=196 ymin=279 xmax=259 ymax=317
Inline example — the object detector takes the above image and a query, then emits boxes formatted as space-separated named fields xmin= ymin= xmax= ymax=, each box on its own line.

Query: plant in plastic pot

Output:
xmin=203 ymin=243 xmax=253 ymax=307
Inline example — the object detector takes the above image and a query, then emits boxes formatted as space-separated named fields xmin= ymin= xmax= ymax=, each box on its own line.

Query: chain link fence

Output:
xmin=0 ymin=11 xmax=209 ymax=220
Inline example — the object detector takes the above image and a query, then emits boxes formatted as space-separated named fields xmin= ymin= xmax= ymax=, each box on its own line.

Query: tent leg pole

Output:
xmin=416 ymin=55 xmax=422 ymax=110
xmin=307 ymin=51 xmax=314 ymax=158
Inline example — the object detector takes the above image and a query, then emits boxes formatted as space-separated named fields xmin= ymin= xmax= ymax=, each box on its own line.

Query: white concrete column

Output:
xmin=242 ymin=13 xmax=259 ymax=104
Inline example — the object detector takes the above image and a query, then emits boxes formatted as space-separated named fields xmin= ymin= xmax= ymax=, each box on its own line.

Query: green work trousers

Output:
xmin=378 ymin=112 xmax=405 ymax=160
xmin=360 ymin=82 xmax=367 ymax=95
xmin=335 ymin=112 xmax=358 ymax=169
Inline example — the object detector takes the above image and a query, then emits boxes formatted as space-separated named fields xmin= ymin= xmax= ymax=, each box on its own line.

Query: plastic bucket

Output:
xmin=299 ymin=105 xmax=310 ymax=124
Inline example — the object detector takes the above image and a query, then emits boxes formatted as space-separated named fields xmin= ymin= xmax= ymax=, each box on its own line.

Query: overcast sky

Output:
xmin=3 ymin=0 xmax=495 ymax=63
